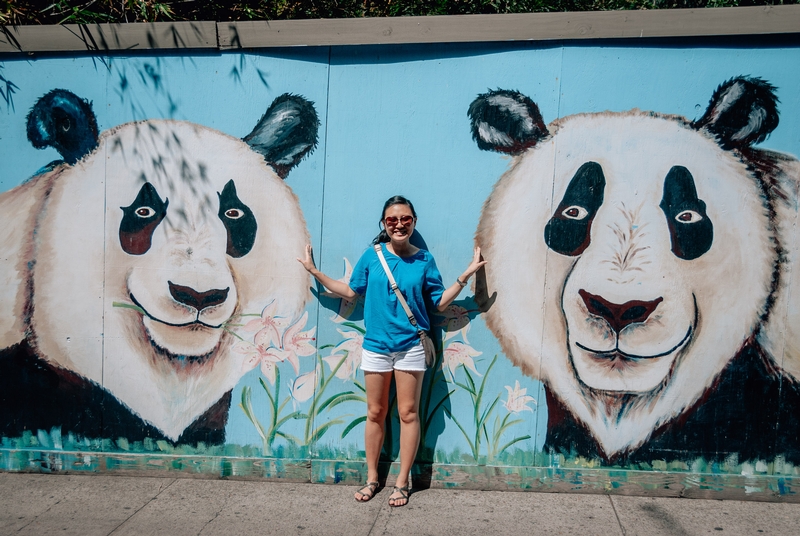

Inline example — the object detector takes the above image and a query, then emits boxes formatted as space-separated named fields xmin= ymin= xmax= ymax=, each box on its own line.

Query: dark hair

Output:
xmin=372 ymin=195 xmax=417 ymax=245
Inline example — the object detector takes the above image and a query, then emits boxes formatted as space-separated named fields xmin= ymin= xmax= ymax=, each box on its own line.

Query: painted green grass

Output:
xmin=4 ymin=429 xmax=799 ymax=477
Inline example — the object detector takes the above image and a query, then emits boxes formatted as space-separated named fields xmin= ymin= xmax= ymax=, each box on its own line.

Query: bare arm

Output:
xmin=436 ymin=247 xmax=487 ymax=312
xmin=297 ymin=244 xmax=357 ymax=300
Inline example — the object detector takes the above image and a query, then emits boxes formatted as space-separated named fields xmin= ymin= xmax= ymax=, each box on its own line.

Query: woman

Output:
xmin=297 ymin=195 xmax=485 ymax=507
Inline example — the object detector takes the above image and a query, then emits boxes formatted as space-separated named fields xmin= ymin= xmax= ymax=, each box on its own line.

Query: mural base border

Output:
xmin=1 ymin=449 xmax=797 ymax=502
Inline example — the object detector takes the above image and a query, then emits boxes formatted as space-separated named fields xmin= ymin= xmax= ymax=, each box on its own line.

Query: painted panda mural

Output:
xmin=0 ymin=89 xmax=319 ymax=445
xmin=470 ymin=77 xmax=800 ymax=463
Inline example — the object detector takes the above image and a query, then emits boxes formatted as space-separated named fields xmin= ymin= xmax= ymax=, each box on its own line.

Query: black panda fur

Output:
xmin=0 ymin=341 xmax=229 ymax=445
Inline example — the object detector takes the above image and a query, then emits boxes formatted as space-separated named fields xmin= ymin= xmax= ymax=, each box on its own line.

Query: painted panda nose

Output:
xmin=579 ymin=290 xmax=663 ymax=333
xmin=168 ymin=281 xmax=229 ymax=311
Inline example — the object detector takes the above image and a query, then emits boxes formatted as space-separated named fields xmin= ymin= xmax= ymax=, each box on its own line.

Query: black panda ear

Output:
xmin=26 ymin=89 xmax=99 ymax=165
xmin=468 ymin=89 xmax=548 ymax=155
xmin=692 ymin=77 xmax=779 ymax=150
xmin=243 ymin=93 xmax=320 ymax=179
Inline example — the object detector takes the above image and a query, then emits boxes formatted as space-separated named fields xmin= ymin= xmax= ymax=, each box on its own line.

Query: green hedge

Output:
xmin=3 ymin=0 xmax=797 ymax=26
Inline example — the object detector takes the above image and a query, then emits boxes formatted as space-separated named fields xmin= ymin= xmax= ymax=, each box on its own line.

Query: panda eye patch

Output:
xmin=545 ymin=162 xmax=606 ymax=256
xmin=218 ymin=180 xmax=257 ymax=258
xmin=562 ymin=206 xmax=588 ymax=220
xmin=119 ymin=182 xmax=168 ymax=256
xmin=659 ymin=166 xmax=713 ymax=260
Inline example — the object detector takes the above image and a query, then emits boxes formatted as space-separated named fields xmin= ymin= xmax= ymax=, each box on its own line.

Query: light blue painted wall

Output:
xmin=1 ymin=39 xmax=799 ymax=468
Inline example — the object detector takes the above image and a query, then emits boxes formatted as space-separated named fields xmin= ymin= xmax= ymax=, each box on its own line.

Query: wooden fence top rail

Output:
xmin=1 ymin=6 xmax=799 ymax=54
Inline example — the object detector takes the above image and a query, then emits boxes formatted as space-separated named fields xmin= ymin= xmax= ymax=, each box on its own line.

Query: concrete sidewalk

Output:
xmin=1 ymin=473 xmax=799 ymax=535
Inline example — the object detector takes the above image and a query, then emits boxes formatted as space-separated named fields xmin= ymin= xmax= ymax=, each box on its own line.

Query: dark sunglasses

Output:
xmin=384 ymin=215 xmax=414 ymax=226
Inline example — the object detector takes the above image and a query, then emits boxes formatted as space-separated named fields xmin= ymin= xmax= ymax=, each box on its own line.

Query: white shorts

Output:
xmin=361 ymin=342 xmax=426 ymax=373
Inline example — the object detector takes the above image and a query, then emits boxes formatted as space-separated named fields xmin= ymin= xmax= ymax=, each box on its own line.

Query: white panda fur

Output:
xmin=0 ymin=173 xmax=57 ymax=349
xmin=471 ymin=79 xmax=797 ymax=459
xmin=759 ymin=155 xmax=800 ymax=381
xmin=1 ymin=91 xmax=318 ymax=443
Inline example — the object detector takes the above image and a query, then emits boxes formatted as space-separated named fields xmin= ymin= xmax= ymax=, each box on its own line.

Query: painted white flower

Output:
xmin=281 ymin=312 xmax=317 ymax=374
xmin=233 ymin=340 xmax=291 ymax=385
xmin=242 ymin=301 xmax=291 ymax=347
xmin=503 ymin=380 xmax=537 ymax=414
xmin=259 ymin=361 xmax=278 ymax=386
xmin=442 ymin=341 xmax=482 ymax=378
xmin=289 ymin=364 xmax=320 ymax=407
xmin=322 ymin=329 xmax=363 ymax=380
xmin=321 ymin=257 xmax=359 ymax=323
xmin=437 ymin=304 xmax=472 ymax=342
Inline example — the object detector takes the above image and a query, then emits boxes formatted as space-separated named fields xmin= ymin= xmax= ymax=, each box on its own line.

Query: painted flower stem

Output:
xmin=340 ymin=321 xmax=365 ymax=334
xmin=223 ymin=327 xmax=246 ymax=342
xmin=239 ymin=367 xmax=302 ymax=456
xmin=348 ymin=378 xmax=368 ymax=440
xmin=260 ymin=373 xmax=304 ymax=447
xmin=302 ymin=354 xmax=366 ymax=446
xmin=446 ymin=354 xmax=507 ymax=463
xmin=487 ymin=413 xmax=530 ymax=461
xmin=111 ymin=301 xmax=145 ymax=314
xmin=239 ymin=385 xmax=268 ymax=454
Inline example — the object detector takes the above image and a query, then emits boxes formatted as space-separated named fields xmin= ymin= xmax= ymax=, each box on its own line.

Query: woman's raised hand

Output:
xmin=463 ymin=246 xmax=487 ymax=279
xmin=296 ymin=244 xmax=357 ymax=300
xmin=297 ymin=244 xmax=317 ymax=273
xmin=437 ymin=247 xmax=488 ymax=311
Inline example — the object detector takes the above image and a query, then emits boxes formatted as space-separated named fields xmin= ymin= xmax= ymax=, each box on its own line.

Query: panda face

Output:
xmin=99 ymin=122 xmax=309 ymax=361
xmin=119 ymin=170 xmax=240 ymax=359
xmin=554 ymin=115 xmax=771 ymax=393
xmin=9 ymin=89 xmax=319 ymax=441
xmin=30 ymin=120 xmax=311 ymax=438
xmin=477 ymin=112 xmax=775 ymax=452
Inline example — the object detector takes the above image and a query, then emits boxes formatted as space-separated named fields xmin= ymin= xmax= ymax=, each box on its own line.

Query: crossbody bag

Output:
xmin=373 ymin=244 xmax=436 ymax=367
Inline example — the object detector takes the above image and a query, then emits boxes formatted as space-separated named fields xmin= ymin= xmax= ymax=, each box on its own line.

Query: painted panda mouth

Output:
xmin=129 ymin=293 xmax=226 ymax=329
xmin=148 ymin=335 xmax=217 ymax=364
xmin=575 ymin=325 xmax=693 ymax=361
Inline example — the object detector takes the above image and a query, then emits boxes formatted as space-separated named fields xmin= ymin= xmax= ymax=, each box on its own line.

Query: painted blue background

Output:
xmin=1 ymin=39 xmax=799 ymax=464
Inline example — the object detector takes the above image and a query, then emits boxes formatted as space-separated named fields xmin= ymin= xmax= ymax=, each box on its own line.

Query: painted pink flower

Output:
xmin=233 ymin=340 xmax=291 ymax=385
xmin=289 ymin=364 xmax=320 ymax=406
xmin=322 ymin=329 xmax=363 ymax=380
xmin=321 ymin=257 xmax=359 ymax=323
xmin=242 ymin=301 xmax=290 ymax=348
xmin=281 ymin=312 xmax=317 ymax=374
xmin=503 ymin=380 xmax=537 ymax=414
xmin=438 ymin=304 xmax=472 ymax=342
xmin=442 ymin=341 xmax=482 ymax=378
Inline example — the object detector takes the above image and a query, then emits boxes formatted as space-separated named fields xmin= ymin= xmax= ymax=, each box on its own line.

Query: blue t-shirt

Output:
xmin=349 ymin=243 xmax=445 ymax=354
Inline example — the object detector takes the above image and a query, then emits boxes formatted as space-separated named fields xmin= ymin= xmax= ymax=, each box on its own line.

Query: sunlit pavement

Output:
xmin=1 ymin=472 xmax=799 ymax=535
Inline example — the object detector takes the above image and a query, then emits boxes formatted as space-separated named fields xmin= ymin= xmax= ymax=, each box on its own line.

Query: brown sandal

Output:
xmin=354 ymin=481 xmax=380 ymax=502
xmin=388 ymin=485 xmax=409 ymax=507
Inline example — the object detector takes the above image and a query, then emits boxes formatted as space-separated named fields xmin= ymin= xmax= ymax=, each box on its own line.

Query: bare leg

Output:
xmin=390 ymin=369 xmax=424 ymax=506
xmin=355 ymin=371 xmax=392 ymax=501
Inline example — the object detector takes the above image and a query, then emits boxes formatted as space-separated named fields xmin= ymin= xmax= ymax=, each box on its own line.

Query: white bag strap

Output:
xmin=374 ymin=244 xmax=421 ymax=331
